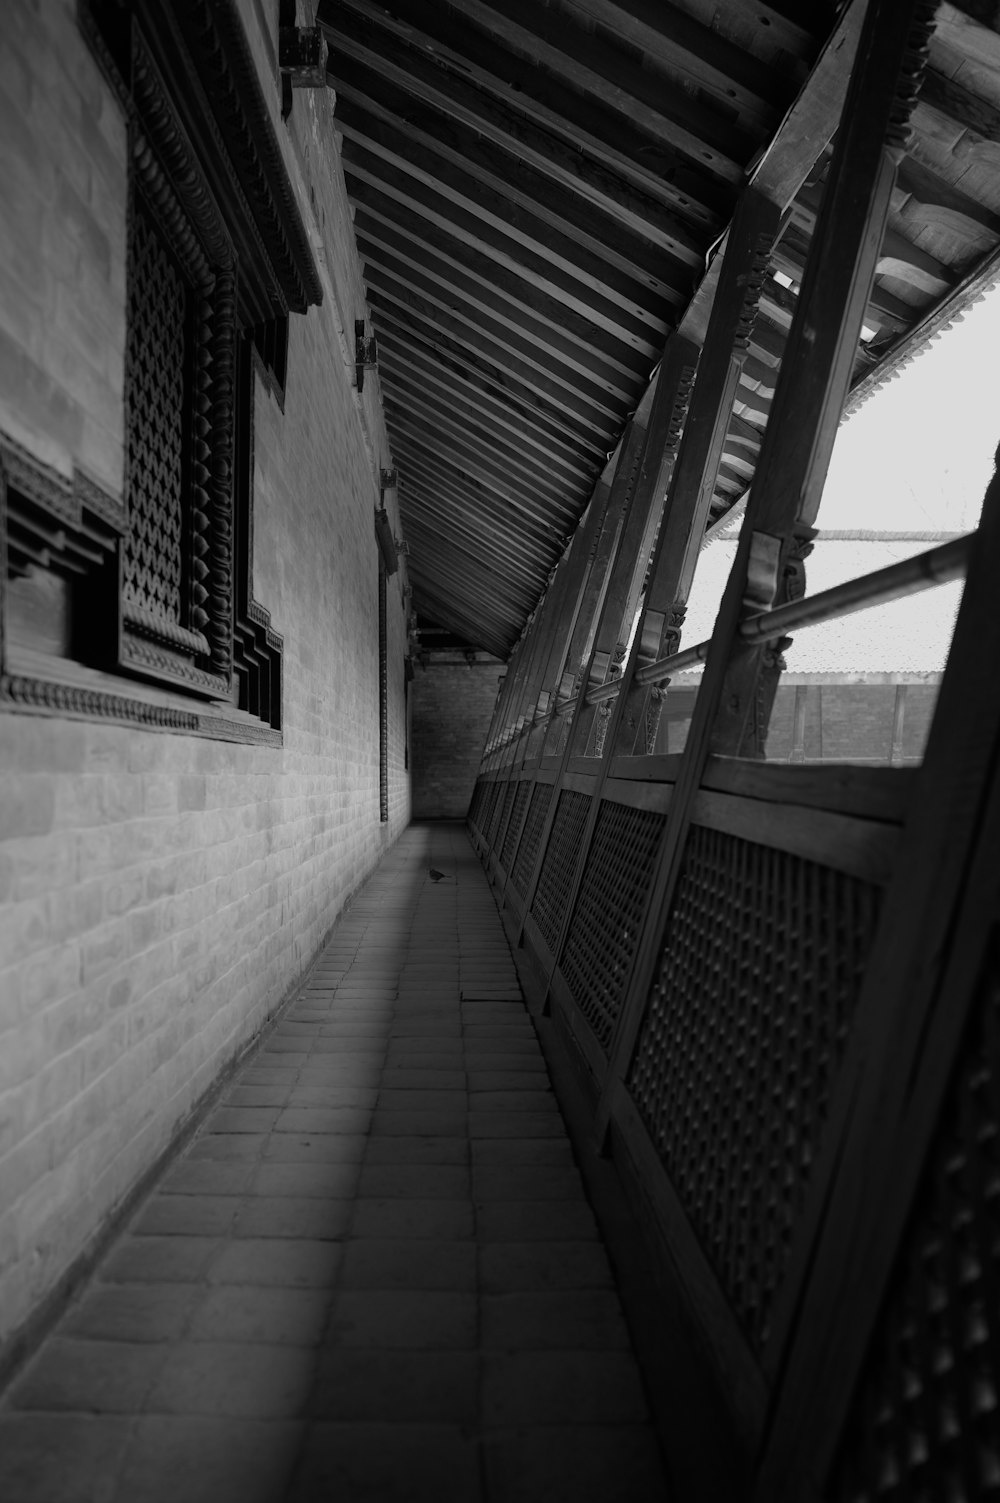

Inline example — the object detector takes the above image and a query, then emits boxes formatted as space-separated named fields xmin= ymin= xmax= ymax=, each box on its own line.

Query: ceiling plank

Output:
xmin=442 ymin=0 xmax=754 ymax=178
xmin=367 ymin=280 xmax=626 ymax=441
xmin=351 ymin=192 xmax=653 ymax=372
xmin=338 ymin=128 xmax=675 ymax=333
xmin=325 ymin=0 xmax=731 ymax=228
xmin=360 ymin=243 xmax=637 ymax=412
xmin=323 ymin=21 xmax=705 ymax=266
xmin=341 ymin=154 xmax=667 ymax=356
xmin=377 ymin=332 xmax=599 ymax=481
xmin=333 ymin=83 xmax=694 ymax=297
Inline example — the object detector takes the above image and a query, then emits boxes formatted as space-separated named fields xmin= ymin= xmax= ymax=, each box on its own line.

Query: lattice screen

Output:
xmin=530 ymin=788 xmax=591 ymax=958
xmin=628 ymin=821 xmax=883 ymax=1349
xmin=492 ymin=780 xmax=518 ymax=856
xmin=559 ymin=799 xmax=665 ymax=1052
xmin=828 ymin=956 xmax=1000 ymax=1502
xmin=468 ymin=780 xmax=487 ymax=831
xmin=124 ymin=203 xmax=187 ymax=626
xmin=478 ymin=781 xmax=500 ymax=842
xmin=509 ymin=784 xmax=552 ymax=899
xmin=501 ymin=781 xmax=531 ymax=873
xmin=486 ymin=779 xmax=512 ymax=849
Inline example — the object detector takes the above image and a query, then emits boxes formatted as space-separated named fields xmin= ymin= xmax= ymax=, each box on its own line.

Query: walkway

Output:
xmin=0 ymin=824 xmax=669 ymax=1502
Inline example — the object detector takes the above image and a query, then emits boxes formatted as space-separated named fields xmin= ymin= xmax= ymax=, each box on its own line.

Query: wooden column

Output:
xmin=611 ymin=188 xmax=780 ymax=760
xmin=598 ymin=0 xmax=935 ymax=1105
xmin=515 ymin=342 xmax=692 ymax=940
xmin=755 ymin=413 xmax=1000 ymax=1503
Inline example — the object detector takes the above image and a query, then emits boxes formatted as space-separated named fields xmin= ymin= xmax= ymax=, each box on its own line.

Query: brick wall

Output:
xmin=0 ymin=0 xmax=411 ymax=1349
xmin=411 ymin=659 xmax=504 ymax=818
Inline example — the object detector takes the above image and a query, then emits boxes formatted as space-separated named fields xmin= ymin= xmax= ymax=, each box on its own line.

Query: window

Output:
xmin=0 ymin=0 xmax=321 ymax=739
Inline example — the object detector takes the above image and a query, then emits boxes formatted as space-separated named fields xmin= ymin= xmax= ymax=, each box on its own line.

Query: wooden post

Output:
xmin=755 ymin=422 xmax=1000 ymax=1503
xmin=597 ymin=0 xmax=936 ymax=1118
xmin=611 ymin=188 xmax=780 ymax=761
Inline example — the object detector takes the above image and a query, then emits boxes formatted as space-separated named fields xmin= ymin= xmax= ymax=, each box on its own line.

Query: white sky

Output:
xmin=817 ymin=279 xmax=1000 ymax=533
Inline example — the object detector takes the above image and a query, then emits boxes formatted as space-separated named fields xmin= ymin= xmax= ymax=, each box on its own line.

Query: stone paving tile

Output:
xmin=112 ymin=1417 xmax=303 ymax=1503
xmin=0 ymin=1414 xmax=133 ymax=1503
xmin=251 ymin=1161 xmax=361 ymax=1198
xmin=186 ymin=1286 xmax=332 ymax=1346
xmin=0 ymin=826 xmax=667 ymax=1503
xmin=148 ymin=1343 xmax=316 ymax=1418
xmin=309 ymin=1350 xmax=478 ymax=1423
xmin=482 ymin=1351 xmax=649 ymax=1426
xmin=327 ymin=1290 xmax=477 ymax=1349
xmin=339 ymin=1238 xmax=477 ymax=1291
xmin=286 ymin=1423 xmax=484 ymax=1503
xmin=62 ymin=1283 xmax=197 ymax=1344
xmin=262 ymin=1134 xmax=367 ymax=1162
xmin=482 ymin=1425 xmax=666 ymax=1503
xmin=101 ymin=1236 xmax=221 ymax=1284
xmin=351 ymin=1197 xmax=475 ymax=1240
xmin=8 ymin=1337 xmax=167 ymax=1413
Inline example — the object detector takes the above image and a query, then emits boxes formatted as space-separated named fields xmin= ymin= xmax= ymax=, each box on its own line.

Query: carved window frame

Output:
xmin=0 ymin=0 xmax=322 ymax=739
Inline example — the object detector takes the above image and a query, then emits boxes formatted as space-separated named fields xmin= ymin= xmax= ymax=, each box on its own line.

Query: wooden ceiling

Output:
xmin=317 ymin=0 xmax=1000 ymax=659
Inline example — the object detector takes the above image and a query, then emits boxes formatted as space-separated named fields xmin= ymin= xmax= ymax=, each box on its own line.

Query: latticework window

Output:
xmin=628 ymin=822 xmax=883 ymax=1349
xmin=510 ymin=784 xmax=552 ymax=898
xmin=500 ymin=781 xmax=532 ymax=873
xmin=828 ymin=956 xmax=1000 ymax=1503
xmin=120 ymin=190 xmax=229 ymax=695
xmin=560 ymin=799 xmax=665 ymax=1052
xmin=531 ymin=789 xmax=590 ymax=959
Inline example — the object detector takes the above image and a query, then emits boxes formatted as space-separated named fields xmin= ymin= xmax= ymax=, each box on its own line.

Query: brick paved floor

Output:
xmin=0 ymin=823 xmax=669 ymax=1502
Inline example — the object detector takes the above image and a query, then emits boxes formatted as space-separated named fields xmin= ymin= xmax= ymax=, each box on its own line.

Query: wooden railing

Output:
xmin=465 ymin=4 xmax=1000 ymax=1495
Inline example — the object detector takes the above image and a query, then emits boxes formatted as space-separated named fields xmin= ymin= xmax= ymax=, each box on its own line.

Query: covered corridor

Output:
xmin=0 ymin=825 xmax=672 ymax=1503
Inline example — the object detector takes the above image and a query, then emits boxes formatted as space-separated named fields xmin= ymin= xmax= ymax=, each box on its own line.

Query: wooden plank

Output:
xmin=563 ymin=0 xmax=787 ymax=128
xmin=357 ymin=192 xmax=660 ymax=373
xmin=358 ymin=213 xmax=649 ymax=388
xmin=712 ymin=0 xmax=930 ymax=759
xmin=379 ymin=325 xmax=602 ymax=472
xmin=335 ymin=86 xmax=692 ymax=302
xmin=371 ymin=289 xmax=621 ymax=447
xmin=755 ymin=344 xmax=1000 ymax=1503
xmin=751 ymin=0 xmax=867 ymax=209
xmin=329 ymin=0 xmax=729 ymax=229
xmin=597 ymin=0 xmax=932 ymax=1141
xmin=600 ymin=777 xmax=675 ymax=815
xmin=341 ymin=153 xmax=667 ymax=356
xmin=326 ymin=27 xmax=704 ymax=266
xmin=608 ymin=753 xmax=684 ymax=784
xmin=607 ymin=1080 xmax=769 ymax=1452
xmin=548 ymin=969 xmax=609 ymax=1087
xmin=416 ymin=0 xmax=751 ymax=182
xmin=700 ymin=756 xmax=917 ymax=823
xmin=361 ymin=239 xmax=638 ymax=412
xmin=689 ymin=790 xmax=899 ymax=885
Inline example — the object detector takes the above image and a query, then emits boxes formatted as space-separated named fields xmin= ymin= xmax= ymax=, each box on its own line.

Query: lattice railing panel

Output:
xmin=124 ymin=203 xmax=187 ymax=624
xmin=492 ymin=780 xmax=518 ymax=857
xmin=501 ymin=781 xmax=531 ymax=873
xmin=560 ymin=799 xmax=665 ymax=1052
xmin=509 ymin=784 xmax=552 ymax=899
xmin=468 ymin=780 xmax=487 ymax=831
xmin=477 ymin=781 xmax=500 ymax=842
xmin=828 ymin=955 xmax=1000 ymax=1503
xmin=530 ymin=789 xmax=591 ymax=959
xmin=628 ymin=822 xmax=883 ymax=1349
xmin=486 ymin=778 xmax=512 ymax=849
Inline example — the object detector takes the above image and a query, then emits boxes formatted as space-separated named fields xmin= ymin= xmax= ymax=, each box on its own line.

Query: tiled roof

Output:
xmin=677 ymin=531 xmax=964 ymax=676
